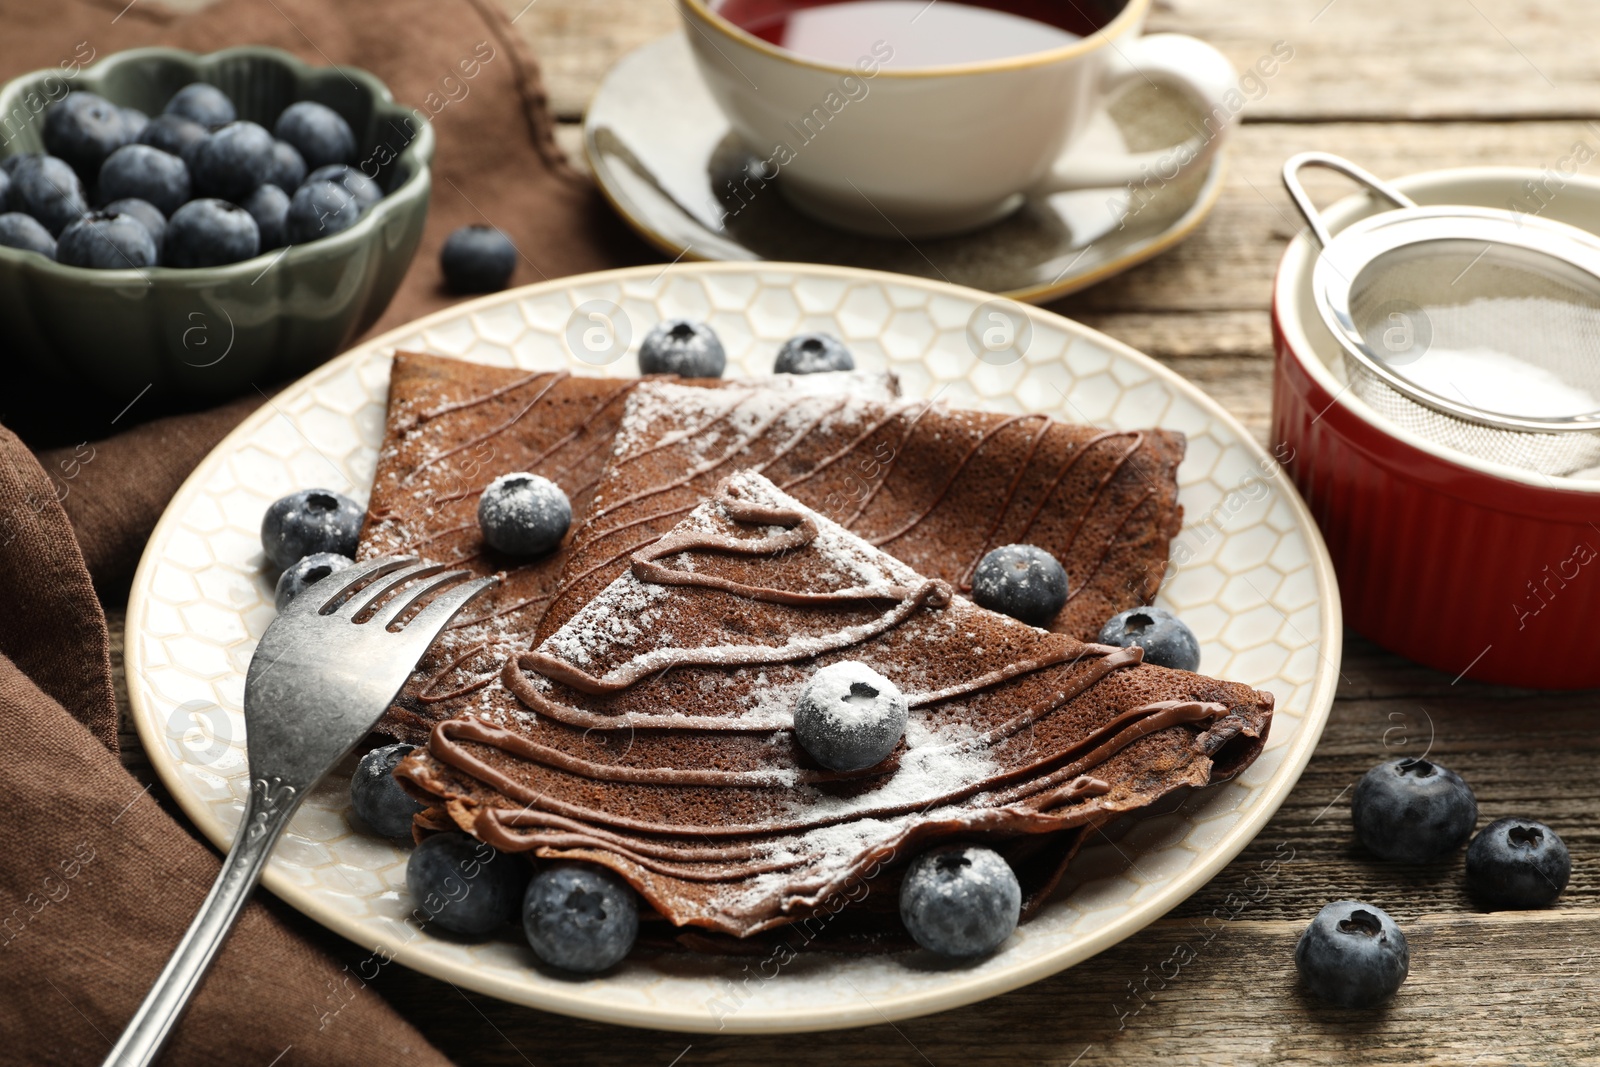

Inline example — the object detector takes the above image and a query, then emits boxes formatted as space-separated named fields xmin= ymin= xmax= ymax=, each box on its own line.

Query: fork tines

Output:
xmin=297 ymin=555 xmax=492 ymax=630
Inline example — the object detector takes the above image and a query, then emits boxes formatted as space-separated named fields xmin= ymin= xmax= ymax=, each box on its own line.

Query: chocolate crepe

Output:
xmin=357 ymin=351 xmax=896 ymax=742
xmin=398 ymin=471 xmax=1271 ymax=939
xmin=540 ymin=379 xmax=1185 ymax=644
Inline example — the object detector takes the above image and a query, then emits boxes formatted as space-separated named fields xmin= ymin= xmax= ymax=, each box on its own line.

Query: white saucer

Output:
xmin=585 ymin=33 xmax=1228 ymax=304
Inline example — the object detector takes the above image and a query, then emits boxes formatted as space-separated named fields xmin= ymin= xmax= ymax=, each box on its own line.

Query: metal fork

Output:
xmin=104 ymin=556 xmax=495 ymax=1067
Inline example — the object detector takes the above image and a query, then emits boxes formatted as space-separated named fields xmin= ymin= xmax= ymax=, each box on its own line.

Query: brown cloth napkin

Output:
xmin=1 ymin=0 xmax=648 ymax=1061
xmin=0 ymin=423 xmax=454 ymax=1066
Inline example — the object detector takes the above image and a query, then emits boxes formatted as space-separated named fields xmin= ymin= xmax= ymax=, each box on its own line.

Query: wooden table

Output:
xmin=116 ymin=1 xmax=1600 ymax=1062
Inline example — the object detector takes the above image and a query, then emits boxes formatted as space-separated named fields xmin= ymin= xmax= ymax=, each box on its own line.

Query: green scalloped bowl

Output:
xmin=0 ymin=46 xmax=432 ymax=404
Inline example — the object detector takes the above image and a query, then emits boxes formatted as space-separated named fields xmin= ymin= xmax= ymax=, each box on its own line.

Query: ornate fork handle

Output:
xmin=103 ymin=777 xmax=303 ymax=1067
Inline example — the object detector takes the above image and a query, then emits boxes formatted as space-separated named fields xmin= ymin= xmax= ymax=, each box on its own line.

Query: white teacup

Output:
xmin=678 ymin=0 xmax=1238 ymax=237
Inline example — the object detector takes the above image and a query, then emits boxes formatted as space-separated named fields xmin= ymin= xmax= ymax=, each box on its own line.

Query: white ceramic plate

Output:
xmin=127 ymin=262 xmax=1339 ymax=1034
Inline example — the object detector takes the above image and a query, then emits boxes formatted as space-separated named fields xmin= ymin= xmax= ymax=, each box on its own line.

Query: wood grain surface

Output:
xmin=116 ymin=0 xmax=1600 ymax=1062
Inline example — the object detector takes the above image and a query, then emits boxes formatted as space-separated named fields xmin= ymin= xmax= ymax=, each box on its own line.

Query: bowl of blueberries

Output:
xmin=0 ymin=46 xmax=431 ymax=402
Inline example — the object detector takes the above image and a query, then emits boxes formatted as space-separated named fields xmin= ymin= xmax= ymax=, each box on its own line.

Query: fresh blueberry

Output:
xmin=0 ymin=213 xmax=57 ymax=258
xmin=9 ymin=155 xmax=88 ymax=235
xmin=1096 ymin=606 xmax=1201 ymax=671
xmin=273 ymin=551 xmax=352 ymax=611
xmin=1 ymin=153 xmax=39 ymax=177
xmin=284 ymin=179 xmax=361 ymax=243
xmin=43 ymin=92 xmax=138 ymax=177
xmin=899 ymin=845 xmax=1021 ymax=958
xmin=349 ymin=742 xmax=427 ymax=838
xmin=522 ymin=863 xmax=639 ymax=974
xmin=0 ymin=166 xmax=8 ymax=210
xmin=97 ymin=144 xmax=191 ymax=216
xmin=406 ymin=832 xmax=528 ymax=937
xmin=792 ymin=660 xmax=906 ymax=773
xmin=138 ymin=114 xmax=210 ymax=161
xmin=189 ymin=121 xmax=275 ymax=200
xmin=240 ymin=183 xmax=291 ymax=251
xmin=163 ymin=82 xmax=236 ymax=128
xmin=260 ymin=488 xmax=364 ymax=568
xmin=274 ymin=100 xmax=356 ymax=169
xmin=305 ymin=163 xmax=382 ymax=209
xmin=265 ymin=139 xmax=307 ymax=192
xmin=477 ymin=473 xmax=570 ymax=556
xmin=972 ymin=544 xmax=1069 ymax=627
xmin=119 ymin=107 xmax=150 ymax=142
xmin=102 ymin=198 xmax=166 ymax=252
xmin=57 ymin=210 xmax=158 ymax=269
xmin=775 ymin=332 xmax=855 ymax=374
xmin=438 ymin=225 xmax=516 ymax=294
xmin=637 ymin=318 xmax=726 ymax=377
xmin=1350 ymin=757 xmax=1477 ymax=863
xmin=1466 ymin=817 xmax=1570 ymax=910
xmin=1294 ymin=900 xmax=1409 ymax=1008
xmin=164 ymin=198 xmax=259 ymax=267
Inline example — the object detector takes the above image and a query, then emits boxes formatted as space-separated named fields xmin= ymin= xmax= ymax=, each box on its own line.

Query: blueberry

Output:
xmin=164 ymin=198 xmax=259 ymax=267
xmin=97 ymin=144 xmax=191 ymax=216
xmin=273 ymin=551 xmax=352 ymax=611
xmin=972 ymin=544 xmax=1069 ymax=627
xmin=43 ymin=92 xmax=137 ymax=177
xmin=1351 ymin=757 xmax=1477 ymax=863
xmin=637 ymin=318 xmax=726 ymax=377
xmin=1294 ymin=900 xmax=1408 ymax=1008
xmin=163 ymin=82 xmax=236 ymax=128
xmin=0 ymin=213 xmax=57 ymax=258
xmin=119 ymin=107 xmax=150 ymax=142
xmin=792 ymin=660 xmax=906 ymax=772
xmin=57 ymin=210 xmax=158 ymax=270
xmin=477 ymin=473 xmax=570 ymax=556
xmin=9 ymin=156 xmax=88 ymax=235
xmin=1466 ymin=817 xmax=1570 ymax=910
xmin=1096 ymin=606 xmax=1200 ymax=671
xmin=274 ymin=101 xmax=357 ymax=169
xmin=899 ymin=845 xmax=1021 ymax=958
xmin=349 ymin=742 xmax=427 ymax=838
xmin=1 ymin=153 xmax=38 ymax=177
xmin=406 ymin=832 xmax=528 ymax=937
xmin=522 ymin=863 xmax=639 ymax=973
xmin=438 ymin=225 xmax=515 ymax=294
xmin=284 ymin=179 xmax=361 ymax=244
xmin=775 ymin=332 xmax=855 ymax=374
xmin=190 ymin=121 xmax=275 ymax=200
xmin=260 ymin=488 xmax=364 ymax=568
xmin=102 ymin=198 xmax=166 ymax=252
xmin=138 ymin=114 xmax=210 ymax=161
xmin=0 ymin=167 xmax=9 ymax=211
xmin=305 ymin=163 xmax=382 ymax=209
xmin=265 ymin=139 xmax=307 ymax=192
xmin=241 ymin=183 xmax=291 ymax=251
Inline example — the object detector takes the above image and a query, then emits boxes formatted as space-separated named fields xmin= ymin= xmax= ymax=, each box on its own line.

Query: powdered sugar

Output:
xmin=539 ymin=470 xmax=927 ymax=680
xmin=607 ymin=375 xmax=906 ymax=466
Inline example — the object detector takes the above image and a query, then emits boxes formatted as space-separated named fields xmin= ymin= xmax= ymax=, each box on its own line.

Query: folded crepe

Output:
xmin=356 ymin=351 xmax=896 ymax=742
xmin=538 ymin=379 xmax=1185 ymax=648
xmin=397 ymin=471 xmax=1272 ymax=939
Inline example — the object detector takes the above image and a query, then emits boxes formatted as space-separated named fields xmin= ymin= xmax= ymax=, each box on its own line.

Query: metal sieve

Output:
xmin=1284 ymin=152 xmax=1600 ymax=476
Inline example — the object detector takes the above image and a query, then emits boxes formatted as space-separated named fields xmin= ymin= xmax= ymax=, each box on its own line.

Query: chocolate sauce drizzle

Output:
xmin=421 ymin=479 xmax=1237 ymax=883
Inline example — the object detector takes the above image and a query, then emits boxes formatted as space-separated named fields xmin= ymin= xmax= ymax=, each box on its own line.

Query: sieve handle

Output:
xmin=1282 ymin=152 xmax=1418 ymax=248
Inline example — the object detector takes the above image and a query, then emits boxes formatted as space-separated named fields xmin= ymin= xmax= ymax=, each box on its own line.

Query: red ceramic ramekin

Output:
xmin=1272 ymin=167 xmax=1600 ymax=688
